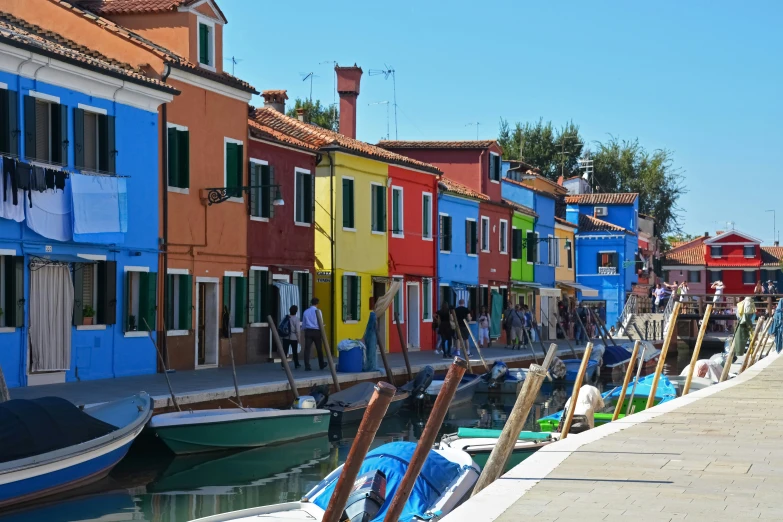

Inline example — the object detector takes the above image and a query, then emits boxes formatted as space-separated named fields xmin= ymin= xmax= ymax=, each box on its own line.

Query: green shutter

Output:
xmin=53 ymin=103 xmax=67 ymax=164
xmin=167 ymin=127 xmax=179 ymax=188
xmin=199 ymin=23 xmax=210 ymax=65
xmin=138 ymin=272 xmax=157 ymax=331
xmin=261 ymin=164 xmax=271 ymax=219
xmin=355 ymin=276 xmax=362 ymax=322
xmin=223 ymin=276 xmax=231 ymax=318
xmin=23 ymin=95 xmax=35 ymax=159
xmin=342 ymin=178 xmax=352 ymax=228
xmin=302 ymin=172 xmax=312 ymax=224
xmin=374 ymin=186 xmax=386 ymax=232
xmin=236 ymin=143 xmax=244 ymax=192
xmin=123 ymin=271 xmax=129 ymax=331
xmin=248 ymin=163 xmax=258 ymax=217
xmin=178 ymin=130 xmax=189 ymax=188
xmin=73 ymin=108 xmax=84 ymax=169
xmin=392 ymin=188 xmax=400 ymax=233
xmin=226 ymin=143 xmax=238 ymax=194
xmin=526 ymin=232 xmax=535 ymax=262
xmin=423 ymin=196 xmax=430 ymax=237
xmin=234 ymin=276 xmax=246 ymax=328
xmin=259 ymin=271 xmax=269 ymax=322
xmin=165 ymin=274 xmax=174 ymax=329
xmin=73 ymin=264 xmax=85 ymax=326
xmin=6 ymin=257 xmax=24 ymax=328
xmin=3 ymin=90 xmax=18 ymax=155
xmin=249 ymin=271 xmax=258 ymax=323
xmin=342 ymin=275 xmax=348 ymax=321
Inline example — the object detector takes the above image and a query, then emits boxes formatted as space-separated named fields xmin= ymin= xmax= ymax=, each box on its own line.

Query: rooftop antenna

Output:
xmin=300 ymin=72 xmax=319 ymax=103
xmin=369 ymin=65 xmax=398 ymax=139
xmin=225 ymin=56 xmax=242 ymax=76
xmin=369 ymin=101 xmax=390 ymax=140
xmin=465 ymin=122 xmax=481 ymax=140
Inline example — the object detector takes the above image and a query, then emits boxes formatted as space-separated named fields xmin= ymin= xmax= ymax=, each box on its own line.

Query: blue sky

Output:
xmin=222 ymin=1 xmax=782 ymax=242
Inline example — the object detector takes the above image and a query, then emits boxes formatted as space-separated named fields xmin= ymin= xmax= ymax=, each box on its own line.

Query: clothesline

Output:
xmin=1 ymin=154 xmax=130 ymax=178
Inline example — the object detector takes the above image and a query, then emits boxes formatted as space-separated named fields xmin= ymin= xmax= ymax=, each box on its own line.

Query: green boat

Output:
xmin=438 ymin=427 xmax=556 ymax=472
xmin=149 ymin=408 xmax=331 ymax=455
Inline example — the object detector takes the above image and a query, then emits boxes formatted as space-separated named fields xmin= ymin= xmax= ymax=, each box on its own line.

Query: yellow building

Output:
xmin=555 ymin=217 xmax=578 ymax=305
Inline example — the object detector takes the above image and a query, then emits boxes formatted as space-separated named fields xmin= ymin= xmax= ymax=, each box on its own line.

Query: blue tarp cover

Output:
xmin=603 ymin=345 xmax=634 ymax=368
xmin=313 ymin=442 xmax=462 ymax=522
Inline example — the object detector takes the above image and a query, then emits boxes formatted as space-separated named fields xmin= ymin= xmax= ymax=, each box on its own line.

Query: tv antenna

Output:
xmin=225 ymin=56 xmax=242 ymax=76
xmin=465 ymin=122 xmax=481 ymax=140
xmin=368 ymin=101 xmax=390 ymax=140
xmin=300 ymin=72 xmax=319 ymax=103
xmin=369 ymin=65 xmax=398 ymax=139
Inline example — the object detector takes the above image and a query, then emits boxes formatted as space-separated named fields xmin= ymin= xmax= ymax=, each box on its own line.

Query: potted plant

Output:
xmin=128 ymin=314 xmax=137 ymax=331
xmin=83 ymin=305 xmax=95 ymax=326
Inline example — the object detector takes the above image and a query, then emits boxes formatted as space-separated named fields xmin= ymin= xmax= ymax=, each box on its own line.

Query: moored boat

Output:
xmin=439 ymin=427 xmax=557 ymax=472
xmin=0 ymin=392 xmax=152 ymax=509
xmin=424 ymin=373 xmax=481 ymax=405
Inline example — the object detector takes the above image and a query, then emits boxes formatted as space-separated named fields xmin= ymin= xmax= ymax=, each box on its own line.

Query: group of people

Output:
xmin=503 ymin=303 xmax=534 ymax=350
xmin=433 ymin=299 xmax=475 ymax=358
xmin=651 ymin=280 xmax=691 ymax=312
xmin=277 ymin=298 xmax=329 ymax=371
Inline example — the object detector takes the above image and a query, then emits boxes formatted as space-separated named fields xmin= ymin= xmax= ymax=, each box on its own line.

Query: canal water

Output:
xmin=1 ymin=342 xmax=721 ymax=522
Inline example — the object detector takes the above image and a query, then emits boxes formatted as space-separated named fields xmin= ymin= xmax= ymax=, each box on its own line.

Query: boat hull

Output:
xmin=327 ymin=392 xmax=408 ymax=427
xmin=151 ymin=409 xmax=331 ymax=455
xmin=425 ymin=374 xmax=481 ymax=405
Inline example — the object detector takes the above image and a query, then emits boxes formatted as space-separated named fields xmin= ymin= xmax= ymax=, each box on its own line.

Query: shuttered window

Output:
xmin=342 ymin=274 xmax=361 ymax=322
xmin=526 ymin=232 xmax=536 ymax=263
xmin=165 ymin=273 xmax=192 ymax=331
xmin=392 ymin=277 xmax=404 ymax=324
xmin=73 ymin=261 xmax=117 ymax=326
xmin=439 ymin=214 xmax=452 ymax=252
xmin=566 ymin=240 xmax=573 ymax=269
xmin=512 ymin=229 xmax=523 ymax=260
xmin=489 ymin=153 xmax=501 ymax=181
xmin=422 ymin=193 xmax=432 ymax=240
xmin=295 ymin=169 xmax=313 ymax=224
xmin=198 ymin=23 xmax=212 ymax=66
xmin=598 ymin=252 xmax=618 ymax=269
xmin=249 ymin=162 xmax=273 ymax=219
xmin=342 ymin=178 xmax=355 ymax=229
xmin=423 ymin=278 xmax=432 ymax=321
xmin=499 ymin=220 xmax=508 ymax=254
xmin=466 ymin=219 xmax=478 ymax=255
xmin=167 ymin=126 xmax=189 ymax=188
xmin=371 ymin=184 xmax=386 ymax=233
xmin=0 ymin=88 xmax=19 ymax=155
xmin=25 ymin=96 xmax=67 ymax=164
xmin=391 ymin=187 xmax=403 ymax=236
xmin=223 ymin=275 xmax=247 ymax=329
xmin=248 ymin=269 xmax=269 ymax=324
xmin=225 ymin=141 xmax=244 ymax=198
xmin=1 ymin=256 xmax=24 ymax=328
xmin=480 ymin=216 xmax=490 ymax=252
xmin=124 ymin=269 xmax=155 ymax=332
xmin=74 ymin=108 xmax=116 ymax=174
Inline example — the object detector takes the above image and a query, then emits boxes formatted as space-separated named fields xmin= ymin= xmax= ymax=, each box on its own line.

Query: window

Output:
xmin=688 ymin=270 xmax=701 ymax=283
xmin=225 ymin=139 xmax=244 ymax=199
xmin=73 ymin=261 xmax=117 ymax=326
xmin=467 ymin=286 xmax=478 ymax=318
xmin=744 ymin=246 xmax=755 ymax=258
xmin=535 ymin=232 xmax=541 ymax=263
xmin=566 ymin=240 xmax=573 ymax=269
xmin=249 ymin=160 xmax=273 ymax=219
xmin=743 ymin=271 xmax=756 ymax=285
xmin=371 ymin=183 xmax=386 ymax=233
xmin=499 ymin=219 xmax=508 ymax=254
xmin=74 ymin=107 xmax=116 ymax=174
xmin=549 ymin=235 xmax=558 ymax=266
xmin=167 ymin=124 xmax=189 ymax=189
xmin=343 ymin=274 xmax=361 ymax=322
xmin=439 ymin=214 xmax=452 ymax=252
xmin=0 ymin=255 xmax=23 ymax=328
xmin=0 ymin=88 xmax=19 ymax=155
xmin=711 ymin=246 xmax=722 ymax=258
xmin=391 ymin=186 xmax=404 ymax=237
xmin=489 ymin=152 xmax=501 ymax=182
xmin=24 ymin=95 xmax=66 ymax=164
xmin=295 ymin=168 xmax=313 ymax=225
xmin=597 ymin=252 xmax=618 ymax=274
xmin=165 ymin=272 xmax=192 ymax=331
xmin=198 ymin=21 xmax=214 ymax=67
xmin=512 ymin=228 xmax=523 ymax=259
xmin=248 ymin=268 xmax=269 ymax=324
xmin=423 ymin=278 xmax=432 ymax=321
xmin=125 ymin=269 xmax=156 ymax=332
xmin=342 ymin=177 xmax=355 ymax=229
xmin=466 ymin=219 xmax=478 ymax=255
xmin=481 ymin=216 xmax=490 ymax=252
xmin=293 ymin=271 xmax=312 ymax=319
xmin=480 ymin=286 xmax=489 ymax=310
xmin=526 ymin=231 xmax=536 ymax=263
xmin=392 ymin=277 xmax=404 ymax=324
xmin=709 ymin=270 xmax=723 ymax=284
xmin=223 ymin=274 xmax=247 ymax=329
xmin=422 ymin=193 xmax=432 ymax=240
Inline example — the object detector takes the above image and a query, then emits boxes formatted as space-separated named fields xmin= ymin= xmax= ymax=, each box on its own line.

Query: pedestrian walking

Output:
xmin=302 ymin=298 xmax=326 ymax=371
xmin=455 ymin=299 xmax=472 ymax=357
xmin=280 ymin=305 xmax=301 ymax=369
xmin=437 ymin=302 xmax=454 ymax=358
xmin=477 ymin=306 xmax=490 ymax=349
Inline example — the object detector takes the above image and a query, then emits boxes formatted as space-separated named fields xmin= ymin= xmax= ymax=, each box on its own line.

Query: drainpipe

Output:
xmin=160 ymin=63 xmax=172 ymax=368
xmin=326 ymin=152 xmax=336 ymax=350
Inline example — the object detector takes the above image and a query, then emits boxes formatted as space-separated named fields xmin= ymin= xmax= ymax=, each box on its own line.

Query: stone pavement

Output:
xmin=9 ymin=340 xmax=586 ymax=408
xmin=447 ymin=350 xmax=782 ymax=522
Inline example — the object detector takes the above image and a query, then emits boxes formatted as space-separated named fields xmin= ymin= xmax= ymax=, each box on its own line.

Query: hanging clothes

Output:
xmin=45 ymin=168 xmax=55 ymax=190
xmin=0 ymin=158 xmax=24 ymax=223
xmin=70 ymin=173 xmax=127 ymax=244
xmin=31 ymin=166 xmax=46 ymax=192
xmin=54 ymin=171 xmax=66 ymax=191
xmin=16 ymin=162 xmax=32 ymax=208
xmin=29 ymin=263 xmax=74 ymax=372
xmin=25 ymin=182 xmax=73 ymax=241
xmin=2 ymin=156 xmax=18 ymax=206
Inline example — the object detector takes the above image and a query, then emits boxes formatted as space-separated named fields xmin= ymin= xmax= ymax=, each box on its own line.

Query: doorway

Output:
xmin=406 ymin=283 xmax=419 ymax=349
xmin=195 ymin=279 xmax=218 ymax=367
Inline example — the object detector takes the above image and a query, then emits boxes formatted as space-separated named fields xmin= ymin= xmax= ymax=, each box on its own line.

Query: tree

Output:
xmin=662 ymin=232 xmax=697 ymax=252
xmin=497 ymin=118 xmax=583 ymax=179
xmin=286 ymin=98 xmax=338 ymax=132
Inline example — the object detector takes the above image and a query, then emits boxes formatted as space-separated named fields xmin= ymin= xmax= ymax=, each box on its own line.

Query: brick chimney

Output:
xmin=296 ymin=108 xmax=305 ymax=122
xmin=261 ymin=90 xmax=288 ymax=113
xmin=335 ymin=64 xmax=362 ymax=139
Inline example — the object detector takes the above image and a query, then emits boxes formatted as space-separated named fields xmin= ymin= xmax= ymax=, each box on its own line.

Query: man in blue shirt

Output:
xmin=302 ymin=298 xmax=326 ymax=371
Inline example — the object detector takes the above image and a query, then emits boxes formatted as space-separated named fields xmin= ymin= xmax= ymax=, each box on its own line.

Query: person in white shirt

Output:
xmin=302 ymin=298 xmax=326 ymax=371
xmin=711 ymin=280 xmax=725 ymax=304
xmin=562 ymin=384 xmax=605 ymax=429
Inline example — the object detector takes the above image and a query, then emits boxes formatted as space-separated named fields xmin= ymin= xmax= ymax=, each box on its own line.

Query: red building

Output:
xmin=246 ymin=92 xmax=317 ymax=362
xmin=478 ymin=200 xmax=512 ymax=312
xmin=704 ymin=230 xmax=762 ymax=296
xmin=387 ymin=165 xmax=439 ymax=353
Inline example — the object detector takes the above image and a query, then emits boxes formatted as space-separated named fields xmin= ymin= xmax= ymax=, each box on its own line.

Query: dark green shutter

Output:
xmin=53 ymin=103 xmax=67 ymax=164
xmin=4 ymin=256 xmax=24 ymax=328
xmin=355 ymin=276 xmax=362 ymax=322
xmin=526 ymin=232 xmax=535 ymax=263
xmin=445 ymin=216 xmax=452 ymax=251
xmin=249 ymin=163 xmax=258 ymax=216
xmin=223 ymin=276 xmax=231 ymax=318
xmin=250 ymin=271 xmax=259 ymax=323
xmin=199 ymin=23 xmax=210 ymax=64
xmin=465 ymin=220 xmax=471 ymax=254
xmin=123 ymin=271 xmax=129 ymax=331
xmin=342 ymin=275 xmax=348 ymax=321
xmin=165 ymin=274 xmax=174 ymax=329
xmin=99 ymin=261 xmax=117 ymax=325
xmin=138 ymin=271 xmax=157 ymax=331
xmin=374 ymin=186 xmax=386 ymax=232
xmin=234 ymin=276 xmax=246 ymax=327
xmin=259 ymin=271 xmax=268 ymax=322
xmin=167 ymin=127 xmax=179 ymax=188
xmin=98 ymin=113 xmax=109 ymax=172
xmin=23 ymin=95 xmax=35 ymax=159
xmin=261 ymin=164 xmax=271 ymax=219
xmin=73 ymin=108 xmax=84 ymax=168
xmin=73 ymin=264 xmax=85 ymax=326
xmin=179 ymin=274 xmax=192 ymax=330
xmin=342 ymin=178 xmax=351 ymax=228
xmin=226 ymin=143 xmax=238 ymax=194
xmin=302 ymin=172 xmax=312 ymax=224
xmin=178 ymin=130 xmax=189 ymax=188
xmin=3 ymin=90 xmax=18 ymax=155
xmin=236 ymin=143 xmax=244 ymax=193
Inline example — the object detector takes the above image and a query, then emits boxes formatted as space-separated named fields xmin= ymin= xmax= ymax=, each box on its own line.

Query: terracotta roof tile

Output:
xmin=578 ymin=214 xmax=634 ymax=235
xmin=0 ymin=11 xmax=176 ymax=93
xmin=249 ymin=107 xmax=441 ymax=174
xmin=438 ymin=177 xmax=489 ymax=200
xmin=75 ymin=0 xmax=226 ymax=21
xmin=167 ymin=60 xmax=256 ymax=93
xmin=762 ymin=246 xmax=783 ymax=267
xmin=248 ymin=112 xmax=319 ymax=153
xmin=662 ymin=245 xmax=705 ymax=266
xmin=502 ymin=177 xmax=556 ymax=199
xmin=565 ymin=193 xmax=639 ymax=205
xmin=555 ymin=216 xmax=577 ymax=228
xmin=668 ymin=235 xmax=708 ymax=253
xmin=378 ymin=140 xmax=498 ymax=150
xmin=503 ymin=199 xmax=538 ymax=218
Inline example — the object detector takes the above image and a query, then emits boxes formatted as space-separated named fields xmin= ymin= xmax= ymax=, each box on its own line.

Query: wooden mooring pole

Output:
xmin=316 ymin=311 xmax=342 ymax=391
xmin=375 ymin=317 xmax=395 ymax=385
xmin=625 ymin=345 xmax=647 ymax=416
xmin=143 ymin=318 xmax=180 ymax=412
xmin=473 ymin=343 xmax=558 ymax=495
xmin=464 ymin=318 xmax=489 ymax=371
xmin=739 ymin=318 xmax=765 ymax=374
xmin=646 ymin=301 xmax=682 ymax=410
xmin=612 ymin=340 xmax=640 ymax=421
xmin=394 ymin=313 xmax=413 ymax=381
xmin=451 ymin=311 xmax=473 ymax=374
xmin=269 ymin=315 xmax=300 ymax=402
xmin=561 ymin=341 xmax=593 ymax=439
xmin=682 ymin=304 xmax=713 ymax=396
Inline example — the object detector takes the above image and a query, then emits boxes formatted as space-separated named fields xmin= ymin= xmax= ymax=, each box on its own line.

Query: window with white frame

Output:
xmin=24 ymin=94 xmax=67 ymax=164
xmin=198 ymin=20 xmax=215 ymax=68
xmin=223 ymin=273 xmax=247 ymax=330
xmin=743 ymin=271 xmax=756 ymax=285
xmin=391 ymin=186 xmax=404 ymax=237
xmin=489 ymin=152 xmax=501 ymax=182
xmin=422 ymin=193 xmax=432 ymax=240
xmin=343 ymin=274 xmax=361 ymax=322
xmin=422 ymin=278 xmax=432 ymax=321
xmin=499 ymin=219 xmax=508 ymax=254
xmin=125 ymin=268 xmax=156 ymax=332
xmin=224 ymin=138 xmax=243 ymax=199
xmin=167 ymin=123 xmax=189 ymax=189
xmin=249 ymin=159 xmax=273 ymax=220
xmin=535 ymin=232 xmax=541 ymax=264
xmin=439 ymin=214 xmax=452 ymax=252
xmin=295 ymin=168 xmax=313 ymax=225
xmin=566 ymin=239 xmax=573 ymax=269
xmin=481 ymin=216 xmax=490 ymax=252
xmin=248 ymin=268 xmax=270 ymax=325
xmin=75 ymin=105 xmax=115 ymax=174
xmin=392 ymin=276 xmax=404 ymax=324
xmin=466 ymin=219 xmax=478 ymax=255
xmin=342 ymin=177 xmax=355 ymax=229
xmin=549 ymin=235 xmax=558 ymax=266
xmin=371 ymin=183 xmax=386 ymax=233
xmin=165 ymin=271 xmax=192 ymax=331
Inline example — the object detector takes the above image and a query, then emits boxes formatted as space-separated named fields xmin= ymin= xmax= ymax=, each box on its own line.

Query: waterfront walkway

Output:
xmin=447 ymin=350 xmax=782 ymax=522
xmin=9 ymin=341 xmax=585 ymax=408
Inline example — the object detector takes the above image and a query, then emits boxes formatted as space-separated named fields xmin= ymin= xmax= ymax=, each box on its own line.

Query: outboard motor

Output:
xmin=342 ymin=470 xmax=387 ymax=522
xmin=309 ymin=384 xmax=331 ymax=409
xmin=401 ymin=365 xmax=435 ymax=400
xmin=482 ymin=361 xmax=509 ymax=388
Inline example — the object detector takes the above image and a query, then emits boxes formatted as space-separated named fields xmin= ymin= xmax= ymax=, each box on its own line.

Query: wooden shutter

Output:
xmin=512 ymin=230 xmax=520 ymax=259
xmin=98 ymin=113 xmax=109 ymax=172
xmin=2 ymin=90 xmax=18 ymax=155
xmin=234 ymin=276 xmax=246 ymax=328
xmin=165 ymin=274 xmax=174 ymax=329
xmin=236 ymin=143 xmax=244 ymax=192
xmin=342 ymin=178 xmax=353 ymax=228
xmin=342 ymin=275 xmax=348 ymax=321
xmin=259 ymin=270 xmax=269 ymax=322
xmin=445 ymin=216 xmax=452 ymax=251
xmin=199 ymin=24 xmax=210 ymax=64
xmin=107 ymin=115 xmax=116 ymax=174
xmin=52 ymin=103 xmax=67 ymax=164
xmin=73 ymin=263 xmax=85 ymax=326
xmin=423 ymin=195 xmax=430 ymax=237
xmin=465 ymin=220 xmax=470 ymax=254
xmin=223 ymin=276 xmax=231 ymax=322
xmin=248 ymin=163 xmax=258 ymax=216
xmin=226 ymin=143 xmax=238 ymax=194
xmin=23 ymin=95 xmax=35 ymax=159
xmin=99 ymin=261 xmax=117 ymax=325
xmin=167 ymin=127 xmax=179 ymax=188
xmin=138 ymin=272 xmax=157 ymax=331
xmin=526 ymin=232 xmax=535 ymax=263
xmin=73 ymin=108 xmax=84 ymax=169
xmin=392 ymin=188 xmax=400 ymax=233
xmin=302 ymin=172 xmax=313 ymax=224
xmin=261 ymin=164 xmax=272 ymax=219
xmin=355 ymin=276 xmax=362 ymax=322
xmin=5 ymin=257 xmax=24 ymax=328
xmin=178 ymin=130 xmax=189 ymax=188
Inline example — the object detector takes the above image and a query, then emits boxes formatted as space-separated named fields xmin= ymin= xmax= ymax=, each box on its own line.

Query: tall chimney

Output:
xmin=261 ymin=89 xmax=288 ymax=113
xmin=335 ymin=64 xmax=362 ymax=139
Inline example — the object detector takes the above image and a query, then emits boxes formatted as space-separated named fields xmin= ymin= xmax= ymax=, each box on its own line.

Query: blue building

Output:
xmin=0 ymin=18 xmax=175 ymax=387
xmin=436 ymin=178 xmax=483 ymax=313
xmin=566 ymin=193 xmax=639 ymax=327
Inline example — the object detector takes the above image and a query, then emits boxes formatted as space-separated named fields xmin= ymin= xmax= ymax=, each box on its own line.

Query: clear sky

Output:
xmin=222 ymin=1 xmax=782 ymax=243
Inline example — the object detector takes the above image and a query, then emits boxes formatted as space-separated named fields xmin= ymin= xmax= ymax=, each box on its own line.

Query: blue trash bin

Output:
xmin=338 ymin=346 xmax=363 ymax=373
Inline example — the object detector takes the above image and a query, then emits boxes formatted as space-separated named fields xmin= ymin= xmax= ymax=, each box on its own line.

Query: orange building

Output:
xmin=8 ymin=0 xmax=258 ymax=370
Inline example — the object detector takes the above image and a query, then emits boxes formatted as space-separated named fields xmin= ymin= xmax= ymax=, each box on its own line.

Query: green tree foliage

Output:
xmin=661 ymin=232 xmax=698 ymax=252
xmin=498 ymin=118 xmax=583 ymax=178
xmin=286 ymin=98 xmax=338 ymax=132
